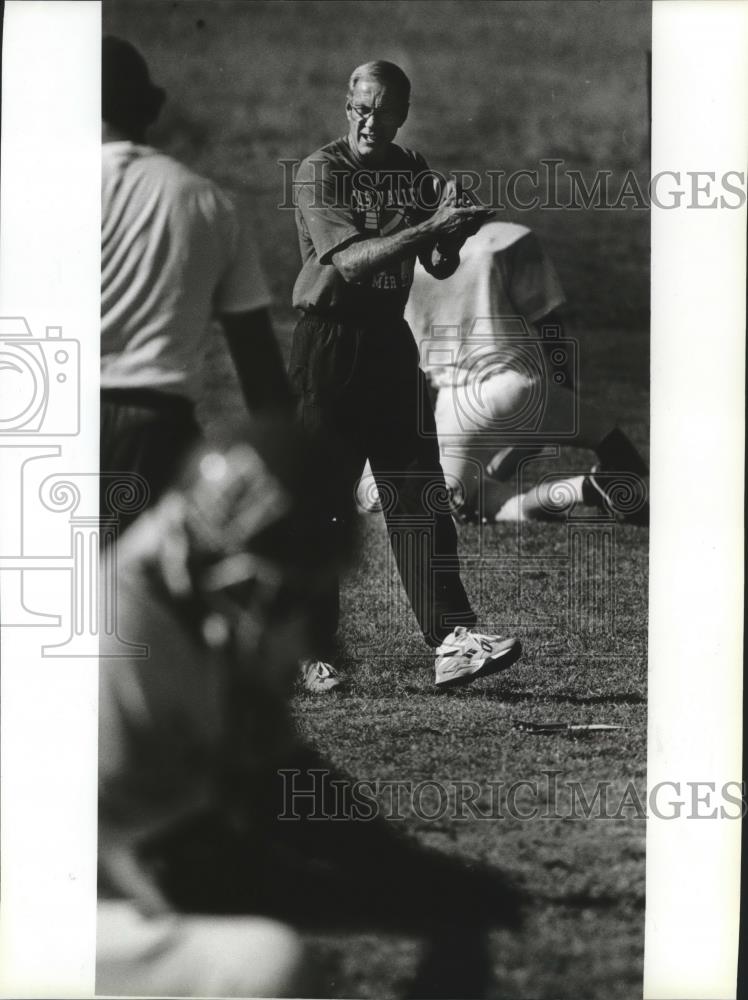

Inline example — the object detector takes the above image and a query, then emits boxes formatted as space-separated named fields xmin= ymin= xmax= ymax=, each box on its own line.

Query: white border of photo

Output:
xmin=0 ymin=2 xmax=100 ymax=996
xmin=645 ymin=2 xmax=745 ymax=997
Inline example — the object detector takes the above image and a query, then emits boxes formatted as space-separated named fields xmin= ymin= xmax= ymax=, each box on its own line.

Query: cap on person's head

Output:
xmin=102 ymin=35 xmax=165 ymax=135
xmin=160 ymin=416 xmax=359 ymax=603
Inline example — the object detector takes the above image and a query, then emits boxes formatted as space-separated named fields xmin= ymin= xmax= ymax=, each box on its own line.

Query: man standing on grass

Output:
xmin=291 ymin=60 xmax=522 ymax=691
xmin=101 ymin=36 xmax=292 ymax=532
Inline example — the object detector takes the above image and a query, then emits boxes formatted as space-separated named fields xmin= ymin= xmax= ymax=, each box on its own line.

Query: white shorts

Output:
xmin=433 ymin=363 xmax=592 ymax=515
xmin=435 ymin=369 xmax=539 ymax=516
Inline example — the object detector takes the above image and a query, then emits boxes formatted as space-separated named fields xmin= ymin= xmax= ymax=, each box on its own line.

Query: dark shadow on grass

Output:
xmin=534 ymin=891 xmax=645 ymax=912
xmin=139 ymin=747 xmax=526 ymax=999
xmin=398 ymin=686 xmax=646 ymax=705
xmin=490 ymin=691 xmax=646 ymax=706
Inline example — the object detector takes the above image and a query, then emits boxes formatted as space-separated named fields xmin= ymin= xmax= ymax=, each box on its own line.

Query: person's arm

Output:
xmin=417 ymin=179 xmax=493 ymax=279
xmin=418 ymin=178 xmax=494 ymax=279
xmin=220 ymin=308 xmax=294 ymax=415
xmin=98 ymin=821 xmax=173 ymax=918
xmin=331 ymin=195 xmax=487 ymax=284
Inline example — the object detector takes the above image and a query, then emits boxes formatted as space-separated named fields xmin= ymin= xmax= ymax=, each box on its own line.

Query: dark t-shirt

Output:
xmin=292 ymin=138 xmax=438 ymax=319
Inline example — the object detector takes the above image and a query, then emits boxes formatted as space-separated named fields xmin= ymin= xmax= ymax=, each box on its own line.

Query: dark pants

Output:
xmin=289 ymin=312 xmax=476 ymax=653
xmin=100 ymin=388 xmax=202 ymax=533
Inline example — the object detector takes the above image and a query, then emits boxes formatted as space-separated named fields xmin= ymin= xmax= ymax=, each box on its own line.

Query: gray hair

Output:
xmin=347 ymin=61 xmax=411 ymax=106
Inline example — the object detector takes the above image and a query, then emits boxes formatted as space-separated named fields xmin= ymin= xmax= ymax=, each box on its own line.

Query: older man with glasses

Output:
xmin=290 ymin=60 xmax=522 ymax=692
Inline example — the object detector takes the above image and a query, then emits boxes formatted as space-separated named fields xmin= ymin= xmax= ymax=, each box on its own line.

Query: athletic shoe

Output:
xmin=434 ymin=626 xmax=522 ymax=688
xmin=582 ymin=464 xmax=649 ymax=525
xmin=299 ymin=659 xmax=344 ymax=693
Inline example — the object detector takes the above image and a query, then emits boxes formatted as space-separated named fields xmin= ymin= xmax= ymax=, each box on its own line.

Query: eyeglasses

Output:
xmin=347 ymin=103 xmax=402 ymax=124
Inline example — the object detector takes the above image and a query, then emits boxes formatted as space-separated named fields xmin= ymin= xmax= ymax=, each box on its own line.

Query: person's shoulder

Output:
xmin=149 ymin=151 xmax=237 ymax=218
xmin=309 ymin=137 xmax=351 ymax=162
xmin=157 ymin=153 xmax=220 ymax=196
xmin=124 ymin=146 xmax=218 ymax=195
xmin=297 ymin=138 xmax=354 ymax=176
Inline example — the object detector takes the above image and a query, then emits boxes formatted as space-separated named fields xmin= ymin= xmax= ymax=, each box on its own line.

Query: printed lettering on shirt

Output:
xmin=353 ymin=169 xmax=423 ymax=291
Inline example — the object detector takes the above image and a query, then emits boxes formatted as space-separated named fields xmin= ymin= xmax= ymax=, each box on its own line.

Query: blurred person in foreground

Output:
xmin=290 ymin=60 xmax=522 ymax=692
xmin=100 ymin=36 xmax=292 ymax=532
xmin=97 ymin=417 xmax=525 ymax=998
xmin=402 ymin=221 xmax=649 ymax=525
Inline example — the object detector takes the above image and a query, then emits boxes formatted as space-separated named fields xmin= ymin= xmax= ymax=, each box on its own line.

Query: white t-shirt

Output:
xmin=404 ymin=222 xmax=565 ymax=389
xmin=101 ymin=142 xmax=272 ymax=403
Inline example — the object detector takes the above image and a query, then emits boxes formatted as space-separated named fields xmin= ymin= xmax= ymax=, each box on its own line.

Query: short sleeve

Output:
xmin=295 ymin=156 xmax=362 ymax=264
xmin=503 ymin=230 xmax=566 ymax=323
xmin=214 ymin=197 xmax=273 ymax=315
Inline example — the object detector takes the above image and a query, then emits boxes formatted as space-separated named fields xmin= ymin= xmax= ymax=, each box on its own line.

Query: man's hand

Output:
xmin=432 ymin=179 xmax=493 ymax=255
xmin=331 ymin=181 xmax=493 ymax=284
xmin=420 ymin=180 xmax=494 ymax=278
xmin=427 ymin=179 xmax=494 ymax=243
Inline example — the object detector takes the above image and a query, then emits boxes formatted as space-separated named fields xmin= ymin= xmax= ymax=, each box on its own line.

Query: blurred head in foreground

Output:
xmin=115 ymin=417 xmax=358 ymax=696
xmin=102 ymin=35 xmax=166 ymax=140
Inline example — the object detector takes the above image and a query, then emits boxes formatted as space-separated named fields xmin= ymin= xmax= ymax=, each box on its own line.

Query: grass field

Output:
xmin=104 ymin=2 xmax=651 ymax=996
xmin=294 ymin=515 xmax=647 ymax=998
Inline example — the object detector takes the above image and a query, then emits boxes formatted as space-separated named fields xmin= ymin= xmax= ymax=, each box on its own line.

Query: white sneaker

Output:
xmin=434 ymin=626 xmax=522 ymax=688
xmin=299 ymin=659 xmax=344 ymax=693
